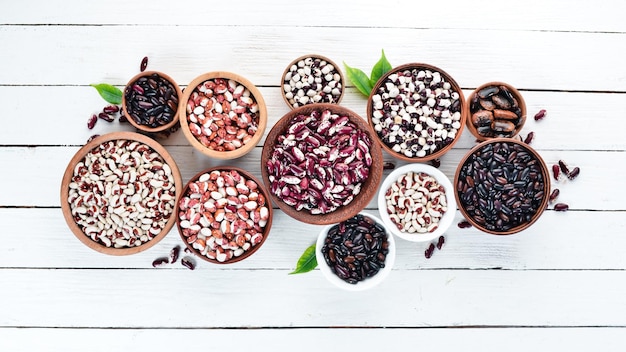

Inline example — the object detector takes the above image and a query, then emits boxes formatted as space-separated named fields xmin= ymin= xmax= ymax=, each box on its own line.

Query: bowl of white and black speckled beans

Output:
xmin=281 ymin=54 xmax=345 ymax=109
xmin=179 ymin=72 xmax=267 ymax=160
xmin=122 ymin=71 xmax=182 ymax=133
xmin=466 ymin=81 xmax=527 ymax=141
xmin=366 ymin=63 xmax=467 ymax=162
xmin=316 ymin=212 xmax=395 ymax=291
xmin=454 ymin=138 xmax=550 ymax=235
xmin=60 ymin=132 xmax=183 ymax=255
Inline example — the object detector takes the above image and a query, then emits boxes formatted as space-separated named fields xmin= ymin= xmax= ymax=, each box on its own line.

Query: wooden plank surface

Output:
xmin=1 ymin=0 xmax=625 ymax=350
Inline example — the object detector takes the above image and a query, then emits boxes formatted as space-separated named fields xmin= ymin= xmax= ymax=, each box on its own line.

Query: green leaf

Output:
xmin=90 ymin=83 xmax=123 ymax=105
xmin=370 ymin=49 xmax=392 ymax=88
xmin=289 ymin=243 xmax=317 ymax=275
xmin=343 ymin=62 xmax=373 ymax=97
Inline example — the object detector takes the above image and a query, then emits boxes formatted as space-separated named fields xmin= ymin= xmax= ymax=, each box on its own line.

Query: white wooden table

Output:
xmin=2 ymin=1 xmax=625 ymax=350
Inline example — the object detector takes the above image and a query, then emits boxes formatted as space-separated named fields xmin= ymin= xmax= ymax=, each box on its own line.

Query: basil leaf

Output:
xmin=289 ymin=243 xmax=317 ymax=275
xmin=370 ymin=49 xmax=392 ymax=88
xmin=90 ymin=83 xmax=123 ymax=105
xmin=343 ymin=62 xmax=372 ymax=97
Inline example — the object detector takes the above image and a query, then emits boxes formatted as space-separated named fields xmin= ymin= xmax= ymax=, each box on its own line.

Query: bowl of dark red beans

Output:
xmin=122 ymin=71 xmax=182 ymax=133
xmin=366 ymin=63 xmax=467 ymax=162
xmin=316 ymin=213 xmax=396 ymax=291
xmin=466 ymin=82 xmax=527 ymax=140
xmin=454 ymin=138 xmax=550 ymax=235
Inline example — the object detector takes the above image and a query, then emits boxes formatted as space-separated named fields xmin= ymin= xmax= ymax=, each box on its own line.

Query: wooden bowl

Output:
xmin=261 ymin=103 xmax=384 ymax=225
xmin=454 ymin=138 xmax=550 ymax=235
xmin=178 ymin=71 xmax=267 ymax=160
xmin=176 ymin=166 xmax=273 ymax=264
xmin=466 ymin=81 xmax=527 ymax=141
xmin=122 ymin=71 xmax=182 ymax=133
xmin=280 ymin=54 xmax=345 ymax=109
xmin=60 ymin=132 xmax=182 ymax=255
xmin=366 ymin=63 xmax=467 ymax=162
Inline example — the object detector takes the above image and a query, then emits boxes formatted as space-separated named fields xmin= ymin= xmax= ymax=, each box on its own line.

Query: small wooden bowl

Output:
xmin=261 ymin=103 xmax=384 ymax=225
xmin=465 ymin=81 xmax=527 ymax=141
xmin=280 ymin=54 xmax=345 ymax=109
xmin=454 ymin=138 xmax=550 ymax=235
xmin=178 ymin=71 xmax=267 ymax=160
xmin=122 ymin=71 xmax=182 ymax=133
xmin=366 ymin=63 xmax=467 ymax=162
xmin=176 ymin=166 xmax=273 ymax=264
xmin=60 ymin=132 xmax=182 ymax=255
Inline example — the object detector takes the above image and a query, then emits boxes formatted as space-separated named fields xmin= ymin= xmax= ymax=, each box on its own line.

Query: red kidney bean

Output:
xmin=181 ymin=256 xmax=196 ymax=270
xmin=558 ymin=160 xmax=570 ymax=175
xmin=524 ymin=131 xmax=534 ymax=145
xmin=457 ymin=220 xmax=472 ymax=228
xmin=436 ymin=235 xmax=445 ymax=250
xmin=87 ymin=114 xmax=97 ymax=129
xmin=103 ymin=105 xmax=120 ymax=114
xmin=152 ymin=257 xmax=169 ymax=268
xmin=98 ymin=112 xmax=115 ymax=122
xmin=424 ymin=243 xmax=435 ymax=259
xmin=552 ymin=164 xmax=560 ymax=180
xmin=382 ymin=161 xmax=396 ymax=170
xmin=568 ymin=167 xmax=580 ymax=180
xmin=429 ymin=158 xmax=441 ymax=168
xmin=140 ymin=56 xmax=148 ymax=72
xmin=169 ymin=245 xmax=180 ymax=264
xmin=549 ymin=188 xmax=560 ymax=203
xmin=554 ymin=203 xmax=569 ymax=212
xmin=534 ymin=109 xmax=546 ymax=121
xmin=321 ymin=214 xmax=389 ymax=284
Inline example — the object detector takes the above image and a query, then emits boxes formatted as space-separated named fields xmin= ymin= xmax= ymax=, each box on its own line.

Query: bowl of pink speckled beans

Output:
xmin=176 ymin=166 xmax=273 ymax=264
xmin=178 ymin=71 xmax=267 ymax=160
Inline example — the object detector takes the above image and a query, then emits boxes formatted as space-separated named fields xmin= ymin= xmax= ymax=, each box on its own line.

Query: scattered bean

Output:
xmin=568 ymin=167 xmax=580 ymax=180
xmin=178 ymin=169 xmax=270 ymax=263
xmin=67 ymin=139 xmax=177 ymax=248
xmin=436 ymin=235 xmax=445 ymax=250
xmin=283 ymin=56 xmax=343 ymax=108
xmin=181 ymin=256 xmax=196 ymax=270
xmin=470 ymin=84 xmax=523 ymax=138
xmin=266 ymin=109 xmax=372 ymax=215
xmin=321 ymin=214 xmax=389 ymax=284
xmin=554 ymin=203 xmax=569 ymax=212
xmin=429 ymin=158 xmax=441 ymax=168
xmin=382 ymin=161 xmax=396 ymax=170
xmin=384 ymin=171 xmax=447 ymax=234
xmin=456 ymin=141 xmax=546 ymax=232
xmin=140 ymin=56 xmax=148 ymax=72
xmin=124 ymin=73 xmax=178 ymax=128
xmin=534 ymin=109 xmax=547 ymax=121
xmin=552 ymin=164 xmax=560 ymax=180
xmin=152 ymin=257 xmax=169 ymax=267
xmin=457 ymin=220 xmax=472 ymax=228
xmin=370 ymin=67 xmax=463 ymax=158
xmin=549 ymin=188 xmax=560 ymax=203
xmin=169 ymin=245 xmax=180 ymax=264
xmin=524 ymin=131 xmax=535 ymax=145
xmin=558 ymin=160 xmax=570 ymax=175
xmin=425 ymin=243 xmax=435 ymax=259
xmin=185 ymin=78 xmax=259 ymax=152
xmin=87 ymin=114 xmax=97 ymax=129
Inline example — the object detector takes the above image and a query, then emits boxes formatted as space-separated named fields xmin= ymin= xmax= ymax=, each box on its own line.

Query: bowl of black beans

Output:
xmin=122 ymin=71 xmax=182 ymax=133
xmin=316 ymin=213 xmax=395 ymax=290
xmin=454 ymin=138 xmax=550 ymax=235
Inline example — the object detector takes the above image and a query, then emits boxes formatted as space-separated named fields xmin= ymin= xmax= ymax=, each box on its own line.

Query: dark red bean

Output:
xmin=87 ymin=114 xmax=97 ymax=129
xmin=140 ymin=56 xmax=148 ymax=72
xmin=534 ymin=109 xmax=547 ymax=121
xmin=181 ymin=256 xmax=196 ymax=270
xmin=152 ymin=257 xmax=169 ymax=268
xmin=554 ymin=203 xmax=569 ymax=212
xmin=103 ymin=105 xmax=120 ymax=114
xmin=436 ymin=236 xmax=445 ymax=250
xmin=98 ymin=112 xmax=114 ymax=122
xmin=558 ymin=160 xmax=570 ymax=175
xmin=118 ymin=113 xmax=128 ymax=123
xmin=524 ymin=131 xmax=534 ymax=145
xmin=169 ymin=245 xmax=180 ymax=264
xmin=552 ymin=164 xmax=560 ymax=180
xmin=549 ymin=188 xmax=560 ymax=203
xmin=429 ymin=158 xmax=441 ymax=168
xmin=425 ymin=243 xmax=435 ymax=259
xmin=458 ymin=220 xmax=472 ymax=228
xmin=567 ymin=167 xmax=580 ymax=180
xmin=382 ymin=161 xmax=396 ymax=170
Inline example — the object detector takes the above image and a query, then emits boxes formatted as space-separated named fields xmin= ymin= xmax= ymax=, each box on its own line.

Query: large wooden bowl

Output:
xmin=261 ymin=103 xmax=384 ymax=225
xmin=178 ymin=71 xmax=267 ymax=160
xmin=60 ymin=132 xmax=182 ymax=255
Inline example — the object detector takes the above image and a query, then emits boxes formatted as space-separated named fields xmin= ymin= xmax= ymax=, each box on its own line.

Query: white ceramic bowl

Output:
xmin=315 ymin=212 xmax=395 ymax=291
xmin=377 ymin=164 xmax=456 ymax=243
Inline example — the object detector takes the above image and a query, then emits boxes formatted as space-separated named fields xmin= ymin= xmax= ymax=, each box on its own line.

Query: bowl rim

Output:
xmin=175 ymin=165 xmax=273 ymax=264
xmin=315 ymin=212 xmax=396 ymax=291
xmin=377 ymin=163 xmax=457 ymax=243
xmin=60 ymin=131 xmax=183 ymax=255
xmin=365 ymin=62 xmax=467 ymax=162
xmin=178 ymin=71 xmax=267 ymax=160
xmin=465 ymin=81 xmax=527 ymax=141
xmin=280 ymin=54 xmax=345 ymax=109
xmin=260 ymin=103 xmax=384 ymax=225
xmin=453 ymin=137 xmax=550 ymax=235
xmin=122 ymin=70 xmax=182 ymax=133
